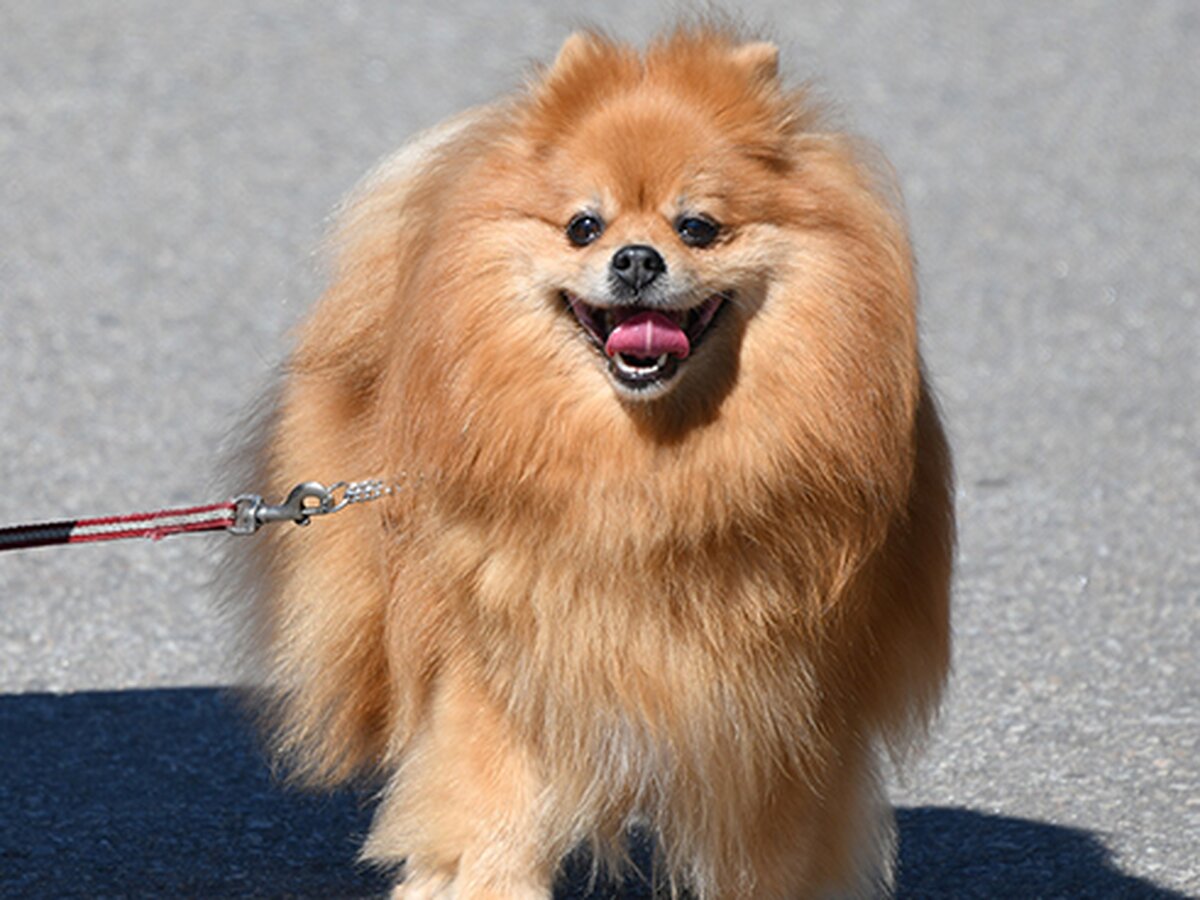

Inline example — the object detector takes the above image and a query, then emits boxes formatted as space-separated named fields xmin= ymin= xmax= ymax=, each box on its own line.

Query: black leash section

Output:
xmin=0 ymin=479 xmax=391 ymax=554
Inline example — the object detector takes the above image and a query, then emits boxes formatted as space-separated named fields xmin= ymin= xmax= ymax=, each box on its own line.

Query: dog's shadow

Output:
xmin=0 ymin=688 xmax=1187 ymax=899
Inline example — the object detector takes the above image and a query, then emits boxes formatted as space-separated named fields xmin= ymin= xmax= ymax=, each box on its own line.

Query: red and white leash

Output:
xmin=0 ymin=480 xmax=391 ymax=554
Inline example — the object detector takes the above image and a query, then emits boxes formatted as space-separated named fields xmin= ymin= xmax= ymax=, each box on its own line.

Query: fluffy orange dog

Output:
xmin=231 ymin=25 xmax=953 ymax=899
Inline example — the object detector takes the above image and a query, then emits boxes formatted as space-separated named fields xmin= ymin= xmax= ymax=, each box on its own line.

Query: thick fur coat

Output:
xmin=229 ymin=26 xmax=954 ymax=900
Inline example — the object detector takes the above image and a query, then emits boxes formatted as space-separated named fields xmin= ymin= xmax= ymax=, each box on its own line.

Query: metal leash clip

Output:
xmin=230 ymin=482 xmax=344 ymax=536
xmin=229 ymin=479 xmax=392 ymax=536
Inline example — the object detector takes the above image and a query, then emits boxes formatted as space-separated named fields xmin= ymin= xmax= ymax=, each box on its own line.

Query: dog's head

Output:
xmin=495 ymin=28 xmax=808 ymax=404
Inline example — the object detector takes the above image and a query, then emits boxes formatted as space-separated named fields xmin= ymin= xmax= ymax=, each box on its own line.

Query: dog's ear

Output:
xmin=730 ymin=41 xmax=779 ymax=82
xmin=526 ymin=31 xmax=637 ymax=155
xmin=550 ymin=31 xmax=597 ymax=74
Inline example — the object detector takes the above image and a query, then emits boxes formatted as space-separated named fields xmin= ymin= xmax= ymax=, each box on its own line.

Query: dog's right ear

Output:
xmin=551 ymin=31 xmax=593 ymax=72
xmin=546 ymin=29 xmax=628 ymax=78
xmin=526 ymin=31 xmax=637 ymax=154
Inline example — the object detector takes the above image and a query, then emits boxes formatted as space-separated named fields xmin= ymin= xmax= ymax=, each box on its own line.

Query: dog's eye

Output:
xmin=566 ymin=213 xmax=605 ymax=247
xmin=676 ymin=216 xmax=720 ymax=248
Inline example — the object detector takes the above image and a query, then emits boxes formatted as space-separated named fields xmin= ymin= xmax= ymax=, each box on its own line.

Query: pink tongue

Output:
xmin=605 ymin=311 xmax=690 ymax=360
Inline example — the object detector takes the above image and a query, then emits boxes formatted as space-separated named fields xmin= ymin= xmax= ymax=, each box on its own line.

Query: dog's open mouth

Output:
xmin=564 ymin=293 xmax=726 ymax=389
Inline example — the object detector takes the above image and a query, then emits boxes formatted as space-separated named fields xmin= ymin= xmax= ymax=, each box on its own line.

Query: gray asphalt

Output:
xmin=1 ymin=2 xmax=1196 ymax=897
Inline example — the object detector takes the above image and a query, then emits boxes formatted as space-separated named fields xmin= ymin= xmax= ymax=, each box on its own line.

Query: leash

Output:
xmin=0 ymin=479 xmax=391 ymax=554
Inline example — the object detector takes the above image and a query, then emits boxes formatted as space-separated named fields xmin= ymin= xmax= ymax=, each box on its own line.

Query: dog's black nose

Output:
xmin=611 ymin=244 xmax=666 ymax=292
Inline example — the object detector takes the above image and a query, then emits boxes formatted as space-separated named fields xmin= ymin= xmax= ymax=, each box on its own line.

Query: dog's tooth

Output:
xmin=656 ymin=354 xmax=668 ymax=367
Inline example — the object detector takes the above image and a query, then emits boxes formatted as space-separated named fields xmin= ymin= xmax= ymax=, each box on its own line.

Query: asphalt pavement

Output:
xmin=1 ymin=2 xmax=1197 ymax=897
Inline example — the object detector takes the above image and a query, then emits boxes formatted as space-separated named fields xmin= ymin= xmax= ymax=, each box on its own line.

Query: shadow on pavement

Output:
xmin=892 ymin=806 xmax=1187 ymax=899
xmin=0 ymin=688 xmax=1188 ymax=898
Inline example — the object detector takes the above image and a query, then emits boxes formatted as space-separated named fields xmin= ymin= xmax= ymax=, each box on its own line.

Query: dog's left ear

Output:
xmin=730 ymin=41 xmax=779 ymax=82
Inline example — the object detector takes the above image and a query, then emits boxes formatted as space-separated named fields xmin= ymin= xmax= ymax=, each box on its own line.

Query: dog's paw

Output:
xmin=390 ymin=870 xmax=455 ymax=900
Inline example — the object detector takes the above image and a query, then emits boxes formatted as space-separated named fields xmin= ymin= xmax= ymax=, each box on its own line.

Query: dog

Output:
xmin=227 ymin=24 xmax=954 ymax=899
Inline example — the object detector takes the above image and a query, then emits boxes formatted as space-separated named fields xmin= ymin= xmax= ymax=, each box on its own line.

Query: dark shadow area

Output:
xmin=0 ymin=688 xmax=386 ymax=898
xmin=893 ymin=807 xmax=1190 ymax=899
xmin=0 ymin=689 xmax=1190 ymax=898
